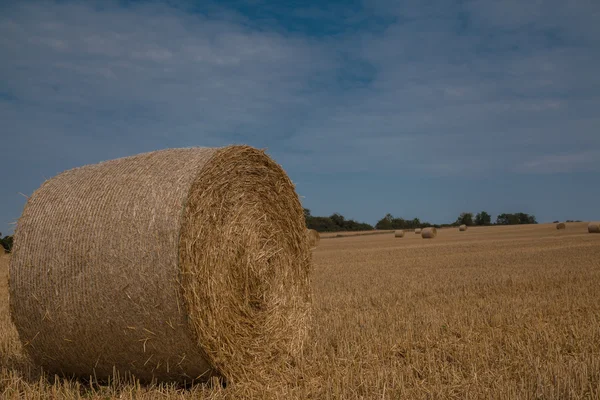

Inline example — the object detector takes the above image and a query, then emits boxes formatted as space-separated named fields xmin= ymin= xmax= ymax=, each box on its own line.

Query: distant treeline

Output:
xmin=304 ymin=209 xmax=373 ymax=232
xmin=306 ymin=210 xmax=540 ymax=232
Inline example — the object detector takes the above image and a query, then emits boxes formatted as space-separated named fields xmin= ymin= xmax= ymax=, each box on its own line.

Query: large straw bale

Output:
xmin=421 ymin=227 xmax=437 ymax=239
xmin=589 ymin=222 xmax=600 ymax=233
xmin=414 ymin=228 xmax=422 ymax=234
xmin=394 ymin=230 xmax=405 ymax=238
xmin=556 ymin=223 xmax=566 ymax=230
xmin=307 ymin=229 xmax=320 ymax=248
xmin=459 ymin=225 xmax=467 ymax=231
xmin=9 ymin=145 xmax=312 ymax=384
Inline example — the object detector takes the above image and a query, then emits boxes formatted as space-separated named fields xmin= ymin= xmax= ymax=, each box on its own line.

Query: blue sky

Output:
xmin=1 ymin=0 xmax=599 ymax=232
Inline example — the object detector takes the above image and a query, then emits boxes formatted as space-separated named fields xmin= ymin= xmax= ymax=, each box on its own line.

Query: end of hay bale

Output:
xmin=588 ymin=222 xmax=600 ymax=233
xmin=394 ymin=230 xmax=405 ymax=238
xmin=556 ymin=222 xmax=566 ymax=230
xmin=459 ymin=225 xmax=467 ymax=231
xmin=421 ymin=227 xmax=437 ymax=239
xmin=179 ymin=145 xmax=312 ymax=383
xmin=414 ymin=228 xmax=422 ymax=234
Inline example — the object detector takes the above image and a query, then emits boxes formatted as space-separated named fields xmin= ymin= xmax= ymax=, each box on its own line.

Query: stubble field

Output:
xmin=1 ymin=223 xmax=599 ymax=399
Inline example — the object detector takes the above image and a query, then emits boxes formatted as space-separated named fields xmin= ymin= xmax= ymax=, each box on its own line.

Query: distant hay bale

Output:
xmin=556 ymin=223 xmax=566 ymax=230
xmin=589 ymin=222 xmax=600 ymax=233
xmin=307 ymin=229 xmax=320 ymax=248
xmin=459 ymin=225 xmax=467 ymax=231
xmin=394 ymin=230 xmax=405 ymax=238
xmin=9 ymin=145 xmax=312 ymax=385
xmin=421 ymin=227 xmax=437 ymax=239
xmin=414 ymin=228 xmax=422 ymax=234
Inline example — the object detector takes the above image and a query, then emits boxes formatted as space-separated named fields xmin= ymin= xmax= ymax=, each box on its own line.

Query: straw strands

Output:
xmin=9 ymin=145 xmax=312 ymax=385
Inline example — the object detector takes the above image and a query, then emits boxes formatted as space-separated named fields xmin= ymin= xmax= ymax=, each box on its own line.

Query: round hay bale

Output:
xmin=394 ymin=230 xmax=405 ymax=238
xmin=306 ymin=229 xmax=320 ymax=248
xmin=459 ymin=224 xmax=467 ymax=231
xmin=414 ymin=228 xmax=422 ymax=234
xmin=556 ymin=222 xmax=566 ymax=230
xmin=9 ymin=145 xmax=312 ymax=384
xmin=588 ymin=222 xmax=600 ymax=233
xmin=421 ymin=227 xmax=437 ymax=239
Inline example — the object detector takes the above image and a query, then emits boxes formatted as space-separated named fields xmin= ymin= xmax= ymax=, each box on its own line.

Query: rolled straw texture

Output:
xmin=588 ymin=222 xmax=600 ymax=233
xmin=394 ymin=230 xmax=405 ymax=238
xmin=414 ymin=228 xmax=422 ymax=234
xmin=421 ymin=227 xmax=437 ymax=239
xmin=556 ymin=223 xmax=566 ymax=230
xmin=9 ymin=145 xmax=312 ymax=384
xmin=306 ymin=229 xmax=320 ymax=248
xmin=459 ymin=225 xmax=467 ymax=231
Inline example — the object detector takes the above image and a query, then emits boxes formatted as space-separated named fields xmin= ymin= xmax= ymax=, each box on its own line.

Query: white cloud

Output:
xmin=518 ymin=151 xmax=600 ymax=174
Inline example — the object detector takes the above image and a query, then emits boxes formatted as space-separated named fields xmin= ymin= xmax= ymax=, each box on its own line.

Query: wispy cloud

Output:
xmin=518 ymin=151 xmax=600 ymax=174
xmin=0 ymin=1 xmax=336 ymax=164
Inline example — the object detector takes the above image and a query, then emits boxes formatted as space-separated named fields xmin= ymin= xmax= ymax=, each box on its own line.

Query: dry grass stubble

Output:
xmin=2 ymin=223 xmax=600 ymax=398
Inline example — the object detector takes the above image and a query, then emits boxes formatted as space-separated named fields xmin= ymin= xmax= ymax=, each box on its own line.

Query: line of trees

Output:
xmin=375 ymin=214 xmax=435 ymax=230
xmin=456 ymin=211 xmax=492 ymax=226
xmin=456 ymin=212 xmax=537 ymax=226
xmin=495 ymin=213 xmax=537 ymax=225
xmin=304 ymin=209 xmax=374 ymax=232
xmin=306 ymin=210 xmax=538 ymax=232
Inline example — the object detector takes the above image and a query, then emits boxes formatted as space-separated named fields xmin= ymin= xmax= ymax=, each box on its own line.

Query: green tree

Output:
xmin=329 ymin=213 xmax=345 ymax=228
xmin=306 ymin=212 xmax=373 ymax=232
xmin=496 ymin=213 xmax=536 ymax=225
xmin=475 ymin=211 xmax=491 ymax=226
xmin=376 ymin=214 xmax=431 ymax=230
xmin=375 ymin=214 xmax=394 ymax=230
xmin=517 ymin=213 xmax=537 ymax=224
xmin=457 ymin=212 xmax=474 ymax=226
xmin=496 ymin=213 xmax=515 ymax=225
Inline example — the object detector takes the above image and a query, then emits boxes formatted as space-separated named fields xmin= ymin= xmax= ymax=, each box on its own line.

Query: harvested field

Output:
xmin=2 ymin=223 xmax=600 ymax=398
